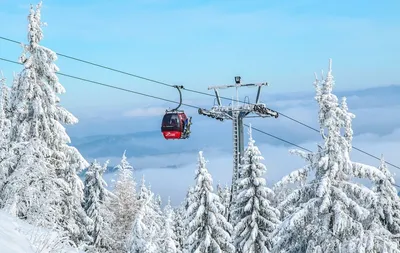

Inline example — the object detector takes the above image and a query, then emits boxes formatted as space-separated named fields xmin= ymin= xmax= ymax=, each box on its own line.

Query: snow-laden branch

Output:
xmin=273 ymin=167 xmax=310 ymax=191
xmin=352 ymin=162 xmax=386 ymax=182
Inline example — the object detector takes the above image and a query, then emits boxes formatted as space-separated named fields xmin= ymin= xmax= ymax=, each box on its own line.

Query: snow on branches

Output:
xmin=111 ymin=150 xmax=138 ymax=252
xmin=0 ymin=1 xmax=90 ymax=246
xmin=273 ymin=59 xmax=396 ymax=253
xmin=84 ymin=160 xmax=115 ymax=252
xmin=232 ymin=125 xmax=280 ymax=252
xmin=186 ymin=151 xmax=235 ymax=253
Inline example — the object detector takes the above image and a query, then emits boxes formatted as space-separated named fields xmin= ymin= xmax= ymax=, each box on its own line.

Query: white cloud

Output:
xmin=102 ymin=131 xmax=400 ymax=207
xmin=123 ymin=107 xmax=167 ymax=117
xmin=122 ymin=104 xmax=200 ymax=118
xmin=270 ymin=98 xmax=313 ymax=109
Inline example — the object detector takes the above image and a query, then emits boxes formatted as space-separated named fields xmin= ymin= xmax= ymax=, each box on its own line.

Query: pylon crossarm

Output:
xmin=238 ymin=104 xmax=253 ymax=111
xmin=209 ymin=106 xmax=230 ymax=113
xmin=253 ymin=104 xmax=279 ymax=118
xmin=210 ymin=105 xmax=252 ymax=114
xmin=198 ymin=108 xmax=229 ymax=121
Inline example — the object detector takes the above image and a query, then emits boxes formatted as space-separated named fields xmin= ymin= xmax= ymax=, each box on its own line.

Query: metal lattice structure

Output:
xmin=198 ymin=76 xmax=278 ymax=221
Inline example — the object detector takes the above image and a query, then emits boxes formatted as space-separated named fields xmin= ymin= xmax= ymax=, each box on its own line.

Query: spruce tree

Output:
xmin=182 ymin=186 xmax=195 ymax=252
xmin=160 ymin=197 xmax=180 ymax=253
xmin=232 ymin=125 xmax=280 ymax=252
xmin=84 ymin=160 xmax=115 ymax=252
xmin=111 ymin=150 xmax=137 ymax=252
xmin=152 ymin=192 xmax=165 ymax=247
xmin=217 ymin=183 xmax=231 ymax=220
xmin=130 ymin=176 xmax=158 ymax=252
xmin=367 ymin=155 xmax=400 ymax=251
xmin=173 ymin=203 xmax=186 ymax=252
xmin=186 ymin=151 xmax=235 ymax=253
xmin=273 ymin=59 xmax=389 ymax=252
xmin=0 ymin=73 xmax=11 ymax=191
xmin=0 ymin=2 xmax=91 ymax=245
xmin=130 ymin=195 xmax=155 ymax=253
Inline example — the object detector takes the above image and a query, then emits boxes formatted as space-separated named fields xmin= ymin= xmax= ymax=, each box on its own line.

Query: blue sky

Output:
xmin=1 ymin=0 xmax=400 ymax=205
xmin=1 ymin=0 xmax=399 ymax=110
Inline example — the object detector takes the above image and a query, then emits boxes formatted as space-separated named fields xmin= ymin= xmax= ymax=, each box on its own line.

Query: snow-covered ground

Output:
xmin=0 ymin=210 xmax=81 ymax=253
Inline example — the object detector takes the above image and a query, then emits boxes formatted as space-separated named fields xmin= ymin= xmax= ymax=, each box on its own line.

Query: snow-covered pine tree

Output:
xmin=130 ymin=192 xmax=156 ymax=253
xmin=273 ymin=59 xmax=390 ymax=253
xmin=155 ymin=193 xmax=162 ymax=207
xmin=0 ymin=72 xmax=11 ymax=122
xmin=216 ymin=183 xmax=231 ymax=220
xmin=272 ymin=179 xmax=295 ymax=214
xmin=368 ymin=155 xmax=400 ymax=249
xmin=184 ymin=186 xmax=195 ymax=210
xmin=83 ymin=160 xmax=115 ymax=252
xmin=232 ymin=125 xmax=280 ymax=253
xmin=155 ymin=193 xmax=165 ymax=238
xmin=160 ymin=197 xmax=181 ymax=253
xmin=186 ymin=151 xmax=235 ymax=253
xmin=217 ymin=183 xmax=224 ymax=200
xmin=216 ymin=183 xmax=225 ymax=217
xmin=111 ymin=150 xmax=137 ymax=252
xmin=0 ymin=73 xmax=11 ymax=191
xmin=141 ymin=182 xmax=164 ymax=248
xmin=0 ymin=2 xmax=91 ymax=246
xmin=130 ymin=176 xmax=158 ymax=252
xmin=173 ymin=203 xmax=186 ymax=251
xmin=182 ymin=186 xmax=195 ymax=252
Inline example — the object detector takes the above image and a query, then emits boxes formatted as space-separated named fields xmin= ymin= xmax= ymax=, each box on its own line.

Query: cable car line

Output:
xmin=0 ymin=36 xmax=189 ymax=89
xmin=0 ymin=57 xmax=198 ymax=108
xmin=1 ymin=36 xmax=392 ymax=166
xmin=0 ymin=36 xmax=389 ymax=161
xmin=0 ymin=55 xmax=399 ymax=171
xmin=0 ymin=35 xmax=334 ymax=123
xmin=0 ymin=57 xmax=304 ymax=150
xmin=1 ymin=56 xmax=400 ymax=189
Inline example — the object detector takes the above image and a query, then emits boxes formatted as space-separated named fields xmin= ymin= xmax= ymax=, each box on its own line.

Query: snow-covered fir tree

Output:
xmin=130 ymin=176 xmax=158 ymax=252
xmin=111 ymin=150 xmax=137 ymax=252
xmin=232 ymin=125 xmax=280 ymax=253
xmin=186 ymin=151 xmax=235 ymax=253
xmin=368 ymin=155 xmax=400 ymax=248
xmin=146 ymin=183 xmax=164 ymax=248
xmin=83 ymin=160 xmax=115 ymax=252
xmin=153 ymin=192 xmax=165 ymax=243
xmin=131 ymin=194 xmax=155 ymax=253
xmin=173 ymin=203 xmax=186 ymax=251
xmin=182 ymin=186 xmax=195 ymax=252
xmin=160 ymin=197 xmax=181 ymax=253
xmin=184 ymin=186 xmax=195 ymax=210
xmin=217 ymin=183 xmax=231 ymax=220
xmin=0 ymin=2 xmax=91 ymax=246
xmin=155 ymin=193 xmax=162 ymax=207
xmin=0 ymin=73 xmax=11 ymax=191
xmin=272 ymin=183 xmax=295 ymax=219
xmin=273 ymin=59 xmax=391 ymax=253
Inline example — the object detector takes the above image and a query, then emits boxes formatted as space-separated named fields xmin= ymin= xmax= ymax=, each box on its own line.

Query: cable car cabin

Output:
xmin=161 ymin=111 xmax=191 ymax=140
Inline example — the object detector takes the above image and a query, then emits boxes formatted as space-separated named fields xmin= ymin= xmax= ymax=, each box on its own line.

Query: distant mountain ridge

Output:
xmin=263 ymin=84 xmax=400 ymax=105
xmin=71 ymin=131 xmax=202 ymax=159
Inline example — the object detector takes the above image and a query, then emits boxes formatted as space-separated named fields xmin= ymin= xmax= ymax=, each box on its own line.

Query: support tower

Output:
xmin=198 ymin=76 xmax=278 ymax=220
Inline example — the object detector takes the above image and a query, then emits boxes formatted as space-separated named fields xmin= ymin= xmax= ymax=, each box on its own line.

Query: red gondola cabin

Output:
xmin=161 ymin=111 xmax=190 ymax=140
xmin=160 ymin=85 xmax=192 ymax=140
